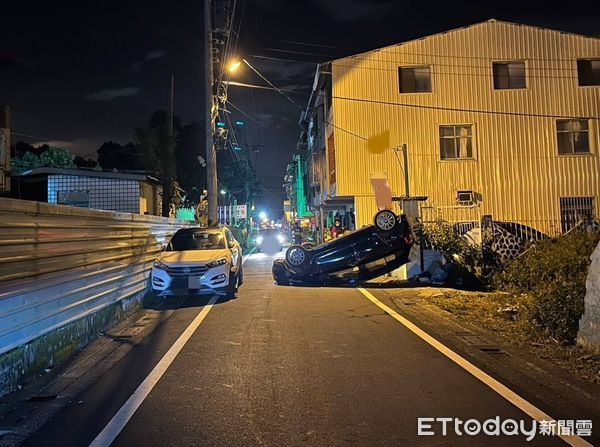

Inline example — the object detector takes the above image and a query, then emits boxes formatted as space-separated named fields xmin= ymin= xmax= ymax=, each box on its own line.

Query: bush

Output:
xmin=425 ymin=220 xmax=499 ymax=285
xmin=496 ymin=230 xmax=600 ymax=344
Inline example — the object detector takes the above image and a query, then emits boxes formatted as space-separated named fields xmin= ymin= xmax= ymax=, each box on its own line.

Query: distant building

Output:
xmin=12 ymin=168 xmax=162 ymax=215
xmin=298 ymin=19 xmax=600 ymax=237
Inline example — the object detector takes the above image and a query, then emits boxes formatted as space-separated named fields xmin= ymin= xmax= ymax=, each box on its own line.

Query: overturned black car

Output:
xmin=272 ymin=210 xmax=414 ymax=286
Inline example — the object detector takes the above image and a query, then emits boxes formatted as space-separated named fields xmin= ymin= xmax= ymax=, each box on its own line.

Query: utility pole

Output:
xmin=401 ymin=143 xmax=409 ymax=198
xmin=204 ymin=0 xmax=218 ymax=225
xmin=168 ymin=75 xmax=174 ymax=138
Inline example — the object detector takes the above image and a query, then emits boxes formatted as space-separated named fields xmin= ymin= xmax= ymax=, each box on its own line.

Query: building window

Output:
xmin=560 ymin=197 xmax=595 ymax=232
xmin=440 ymin=125 xmax=474 ymax=160
xmin=492 ymin=61 xmax=526 ymax=89
xmin=577 ymin=59 xmax=600 ymax=86
xmin=398 ymin=66 xmax=431 ymax=93
xmin=557 ymin=119 xmax=590 ymax=154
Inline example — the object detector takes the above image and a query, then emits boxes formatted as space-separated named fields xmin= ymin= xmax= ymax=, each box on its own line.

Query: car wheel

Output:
xmin=226 ymin=270 xmax=238 ymax=299
xmin=374 ymin=209 xmax=398 ymax=232
xmin=285 ymin=245 xmax=309 ymax=270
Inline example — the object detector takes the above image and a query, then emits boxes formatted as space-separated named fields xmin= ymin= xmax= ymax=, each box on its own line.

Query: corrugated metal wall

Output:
xmin=330 ymin=20 xmax=600 ymax=230
xmin=0 ymin=198 xmax=188 ymax=355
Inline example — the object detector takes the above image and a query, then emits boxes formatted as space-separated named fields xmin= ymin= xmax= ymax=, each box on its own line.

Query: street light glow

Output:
xmin=258 ymin=211 xmax=267 ymax=219
xmin=220 ymin=189 xmax=227 ymax=195
xmin=228 ymin=60 xmax=241 ymax=73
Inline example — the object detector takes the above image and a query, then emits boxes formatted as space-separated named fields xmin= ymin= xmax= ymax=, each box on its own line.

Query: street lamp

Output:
xmin=228 ymin=60 xmax=241 ymax=73
xmin=258 ymin=211 xmax=267 ymax=220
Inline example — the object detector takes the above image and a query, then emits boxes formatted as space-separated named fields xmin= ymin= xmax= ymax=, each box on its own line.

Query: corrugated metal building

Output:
xmin=301 ymin=19 xmax=600 ymax=236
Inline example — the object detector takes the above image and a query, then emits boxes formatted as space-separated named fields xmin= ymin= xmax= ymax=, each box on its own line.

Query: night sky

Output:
xmin=1 ymin=0 xmax=599 ymax=216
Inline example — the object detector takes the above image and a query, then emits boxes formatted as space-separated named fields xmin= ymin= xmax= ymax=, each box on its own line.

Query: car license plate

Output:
xmin=188 ymin=276 xmax=203 ymax=289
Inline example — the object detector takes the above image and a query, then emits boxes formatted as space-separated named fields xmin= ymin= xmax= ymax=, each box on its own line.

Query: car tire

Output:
xmin=285 ymin=245 xmax=309 ymax=270
xmin=374 ymin=209 xmax=398 ymax=232
xmin=226 ymin=270 xmax=238 ymax=300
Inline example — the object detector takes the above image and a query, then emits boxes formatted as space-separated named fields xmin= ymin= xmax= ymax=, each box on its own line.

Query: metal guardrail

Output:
xmin=0 ymin=198 xmax=188 ymax=355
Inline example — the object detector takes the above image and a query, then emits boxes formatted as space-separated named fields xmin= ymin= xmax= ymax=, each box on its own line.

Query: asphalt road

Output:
xmin=23 ymin=252 xmax=587 ymax=446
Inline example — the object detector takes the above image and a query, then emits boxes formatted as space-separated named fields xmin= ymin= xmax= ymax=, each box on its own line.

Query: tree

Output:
xmin=73 ymin=155 xmax=98 ymax=169
xmin=97 ymin=141 xmax=144 ymax=170
xmin=135 ymin=111 xmax=180 ymax=217
xmin=176 ymin=121 xmax=206 ymax=207
xmin=11 ymin=146 xmax=76 ymax=171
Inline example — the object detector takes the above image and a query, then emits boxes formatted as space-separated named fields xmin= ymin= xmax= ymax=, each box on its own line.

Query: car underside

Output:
xmin=272 ymin=210 xmax=413 ymax=286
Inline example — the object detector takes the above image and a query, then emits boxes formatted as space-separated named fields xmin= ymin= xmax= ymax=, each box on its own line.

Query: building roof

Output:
xmin=324 ymin=18 xmax=599 ymax=65
xmin=13 ymin=167 xmax=161 ymax=184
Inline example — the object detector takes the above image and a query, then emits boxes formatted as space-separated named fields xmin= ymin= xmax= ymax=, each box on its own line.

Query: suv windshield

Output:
xmin=167 ymin=230 xmax=226 ymax=251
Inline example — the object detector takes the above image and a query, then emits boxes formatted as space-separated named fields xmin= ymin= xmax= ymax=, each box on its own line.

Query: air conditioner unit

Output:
xmin=457 ymin=190 xmax=474 ymax=206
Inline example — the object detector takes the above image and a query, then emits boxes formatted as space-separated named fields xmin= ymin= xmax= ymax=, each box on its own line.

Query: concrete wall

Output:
xmin=0 ymin=198 xmax=187 ymax=396
xmin=578 ymin=241 xmax=600 ymax=350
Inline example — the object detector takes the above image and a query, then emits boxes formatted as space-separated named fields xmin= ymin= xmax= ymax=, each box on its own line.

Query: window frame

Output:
xmin=492 ymin=60 xmax=527 ymax=90
xmin=398 ymin=65 xmax=433 ymax=94
xmin=559 ymin=197 xmax=596 ymax=233
xmin=438 ymin=124 xmax=477 ymax=161
xmin=556 ymin=118 xmax=591 ymax=156
xmin=576 ymin=58 xmax=600 ymax=87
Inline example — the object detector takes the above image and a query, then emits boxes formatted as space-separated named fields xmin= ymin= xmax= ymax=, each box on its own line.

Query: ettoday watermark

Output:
xmin=417 ymin=417 xmax=592 ymax=441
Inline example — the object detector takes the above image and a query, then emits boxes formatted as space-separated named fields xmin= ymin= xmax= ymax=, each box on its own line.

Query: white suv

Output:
xmin=151 ymin=226 xmax=243 ymax=299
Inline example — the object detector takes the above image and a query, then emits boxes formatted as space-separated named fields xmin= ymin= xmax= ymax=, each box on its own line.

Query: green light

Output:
xmin=235 ymin=121 xmax=245 ymax=126
xmin=234 ymin=146 xmax=242 ymax=151
xmin=216 ymin=122 xmax=226 ymax=128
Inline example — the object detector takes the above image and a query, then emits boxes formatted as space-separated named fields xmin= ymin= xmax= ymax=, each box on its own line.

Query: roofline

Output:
xmin=13 ymin=167 xmax=162 ymax=183
xmin=323 ymin=18 xmax=599 ymax=65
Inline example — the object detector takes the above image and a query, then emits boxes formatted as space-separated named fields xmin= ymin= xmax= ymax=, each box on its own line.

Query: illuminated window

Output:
xmin=577 ymin=59 xmax=600 ymax=86
xmin=440 ymin=125 xmax=474 ymax=160
xmin=492 ymin=61 xmax=526 ymax=89
xmin=398 ymin=66 xmax=431 ymax=93
xmin=556 ymin=119 xmax=589 ymax=154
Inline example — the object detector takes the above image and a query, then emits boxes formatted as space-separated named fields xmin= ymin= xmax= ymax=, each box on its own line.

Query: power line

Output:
xmin=226 ymin=100 xmax=297 ymax=144
xmin=332 ymin=94 xmax=600 ymax=120
xmin=269 ymin=48 xmax=578 ymax=79
xmin=242 ymin=58 xmax=303 ymax=109
xmin=250 ymin=54 xmax=317 ymax=65
xmin=225 ymin=80 xmax=309 ymax=95
xmin=271 ymin=37 xmax=595 ymax=63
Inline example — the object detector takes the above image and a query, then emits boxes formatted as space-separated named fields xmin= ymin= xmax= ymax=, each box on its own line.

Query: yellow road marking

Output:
xmin=357 ymin=287 xmax=592 ymax=447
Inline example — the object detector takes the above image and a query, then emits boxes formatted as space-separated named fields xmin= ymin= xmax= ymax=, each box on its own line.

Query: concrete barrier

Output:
xmin=578 ymin=241 xmax=600 ymax=350
xmin=0 ymin=198 xmax=188 ymax=396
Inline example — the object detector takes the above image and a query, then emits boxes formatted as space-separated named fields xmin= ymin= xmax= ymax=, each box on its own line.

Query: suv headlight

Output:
xmin=207 ymin=258 xmax=228 ymax=268
xmin=256 ymin=236 xmax=263 ymax=245
xmin=153 ymin=260 xmax=169 ymax=270
xmin=276 ymin=234 xmax=284 ymax=243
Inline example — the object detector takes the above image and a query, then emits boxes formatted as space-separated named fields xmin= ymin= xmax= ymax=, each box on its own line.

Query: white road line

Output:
xmin=357 ymin=287 xmax=593 ymax=447
xmin=89 ymin=253 xmax=253 ymax=447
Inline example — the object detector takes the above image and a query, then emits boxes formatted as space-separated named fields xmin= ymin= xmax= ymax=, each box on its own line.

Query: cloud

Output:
xmin=250 ymin=58 xmax=316 ymax=82
xmin=145 ymin=50 xmax=167 ymax=60
xmin=32 ymin=140 xmax=80 ymax=150
xmin=85 ymin=87 xmax=140 ymax=101
xmin=312 ymin=0 xmax=396 ymax=22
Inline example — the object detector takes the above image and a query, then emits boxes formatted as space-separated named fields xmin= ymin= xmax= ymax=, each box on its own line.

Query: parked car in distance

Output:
xmin=256 ymin=228 xmax=285 ymax=253
xmin=272 ymin=210 xmax=413 ymax=286
xmin=151 ymin=226 xmax=243 ymax=299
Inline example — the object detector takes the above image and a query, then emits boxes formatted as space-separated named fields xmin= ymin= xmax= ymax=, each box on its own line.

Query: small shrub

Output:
xmin=496 ymin=230 xmax=600 ymax=344
xmin=424 ymin=220 xmax=499 ymax=285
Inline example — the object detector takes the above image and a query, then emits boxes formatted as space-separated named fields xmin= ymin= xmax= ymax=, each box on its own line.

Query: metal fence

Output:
xmin=0 ymin=198 xmax=188 ymax=356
